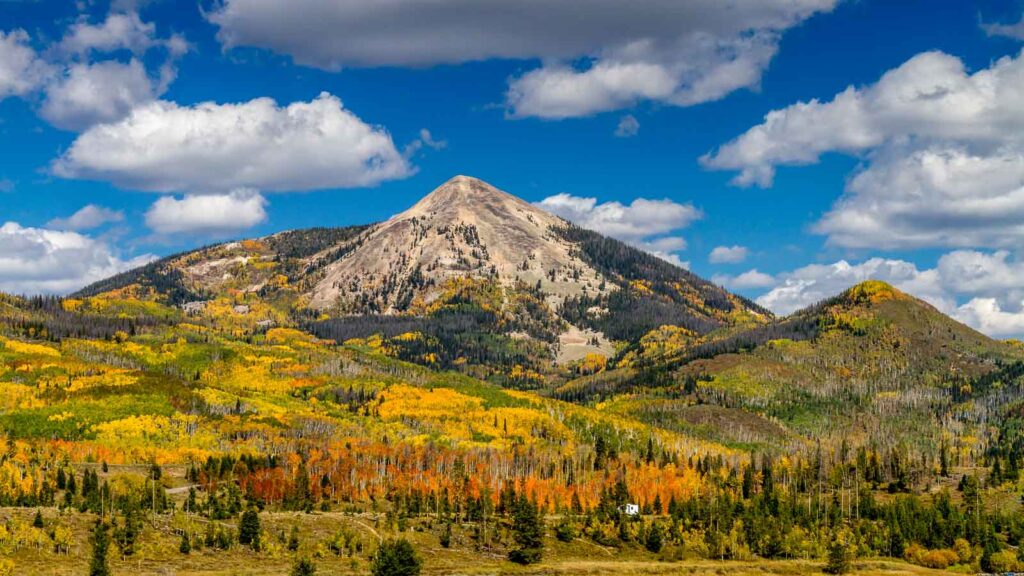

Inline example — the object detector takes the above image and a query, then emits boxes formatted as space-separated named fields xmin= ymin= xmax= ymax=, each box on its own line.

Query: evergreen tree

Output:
xmin=287 ymin=525 xmax=300 ymax=552
xmin=824 ymin=529 xmax=852 ymax=574
xmin=439 ymin=521 xmax=452 ymax=548
xmin=32 ymin=509 xmax=44 ymax=528
xmin=89 ymin=521 xmax=111 ymax=576
xmin=179 ymin=531 xmax=191 ymax=554
xmin=888 ymin=524 xmax=905 ymax=558
xmin=371 ymin=538 xmax=421 ymax=576
xmin=555 ymin=516 xmax=576 ymax=542
xmin=645 ymin=521 xmax=663 ymax=553
xmin=239 ymin=507 xmax=261 ymax=550
xmin=509 ymin=494 xmax=544 ymax=564
xmin=291 ymin=557 xmax=316 ymax=576
xmin=980 ymin=525 xmax=1000 ymax=573
xmin=594 ymin=436 xmax=607 ymax=471
xmin=113 ymin=508 xmax=142 ymax=560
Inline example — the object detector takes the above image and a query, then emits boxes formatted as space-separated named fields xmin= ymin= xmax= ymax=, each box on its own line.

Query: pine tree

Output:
xmin=32 ymin=509 xmax=43 ymax=528
xmin=594 ymin=436 xmax=607 ymax=471
xmin=509 ymin=494 xmax=544 ymax=564
xmin=371 ymin=538 xmax=421 ymax=576
xmin=113 ymin=509 xmax=141 ymax=559
xmin=439 ymin=522 xmax=452 ymax=548
xmin=89 ymin=521 xmax=111 ymax=576
xmin=980 ymin=525 xmax=1000 ymax=573
xmin=888 ymin=524 xmax=905 ymax=558
xmin=179 ymin=531 xmax=191 ymax=554
xmin=239 ymin=507 xmax=261 ymax=550
xmin=287 ymin=525 xmax=300 ymax=552
xmin=555 ymin=516 xmax=576 ymax=542
xmin=645 ymin=521 xmax=663 ymax=553
xmin=824 ymin=529 xmax=852 ymax=574
xmin=291 ymin=557 xmax=316 ymax=576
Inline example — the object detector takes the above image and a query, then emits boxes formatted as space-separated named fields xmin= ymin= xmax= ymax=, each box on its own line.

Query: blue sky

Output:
xmin=3 ymin=0 xmax=1024 ymax=336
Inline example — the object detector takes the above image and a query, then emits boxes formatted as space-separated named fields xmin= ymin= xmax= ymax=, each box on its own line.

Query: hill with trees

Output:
xmin=1 ymin=180 xmax=1022 ymax=574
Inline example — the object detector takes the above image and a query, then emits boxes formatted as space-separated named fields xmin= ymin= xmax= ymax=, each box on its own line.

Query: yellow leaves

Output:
xmin=408 ymin=277 xmax=502 ymax=315
xmin=0 ymin=383 xmax=41 ymax=410
xmin=846 ymin=280 xmax=905 ymax=304
xmin=47 ymin=411 xmax=74 ymax=422
xmin=177 ymin=322 xmax=211 ymax=334
xmin=621 ymin=325 xmax=698 ymax=365
xmin=379 ymin=384 xmax=483 ymax=420
xmin=577 ymin=353 xmax=608 ymax=375
xmin=61 ymin=298 xmax=84 ymax=312
xmin=66 ymin=370 xmax=138 ymax=392
xmin=240 ymin=239 xmax=265 ymax=252
xmin=92 ymin=414 xmax=178 ymax=443
xmin=0 ymin=337 xmax=60 ymax=357
xmin=629 ymin=279 xmax=653 ymax=294
xmin=377 ymin=383 xmax=577 ymax=448
xmin=346 ymin=334 xmax=384 ymax=351
xmin=508 ymin=364 xmax=545 ymax=385
xmin=265 ymin=327 xmax=317 ymax=346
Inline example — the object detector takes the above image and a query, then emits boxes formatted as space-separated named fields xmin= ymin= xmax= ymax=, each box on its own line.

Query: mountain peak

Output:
xmin=308 ymin=175 xmax=599 ymax=311
xmin=839 ymin=280 xmax=908 ymax=306
xmin=403 ymin=175 xmax=538 ymax=220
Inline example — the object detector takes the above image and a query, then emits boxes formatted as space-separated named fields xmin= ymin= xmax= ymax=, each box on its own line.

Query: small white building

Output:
xmin=618 ymin=503 xmax=640 ymax=516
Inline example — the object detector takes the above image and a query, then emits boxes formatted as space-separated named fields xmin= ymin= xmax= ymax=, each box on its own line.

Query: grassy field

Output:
xmin=1 ymin=506 xmax=956 ymax=576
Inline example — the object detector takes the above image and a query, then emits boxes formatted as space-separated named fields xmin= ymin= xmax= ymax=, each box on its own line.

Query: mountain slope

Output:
xmin=561 ymin=280 xmax=1023 ymax=451
xmin=73 ymin=176 xmax=768 ymax=379
xmin=309 ymin=175 xmax=608 ymax=312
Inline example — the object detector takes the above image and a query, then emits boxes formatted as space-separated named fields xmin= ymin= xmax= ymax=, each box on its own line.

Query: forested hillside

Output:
xmin=0 ymin=270 xmax=1022 ymax=574
xmin=0 ymin=182 xmax=1021 ymax=574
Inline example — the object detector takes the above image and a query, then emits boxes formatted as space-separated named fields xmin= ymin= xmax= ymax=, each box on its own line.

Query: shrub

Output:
xmin=291 ymin=557 xmax=316 ymax=576
xmin=371 ymin=538 xmax=421 ymax=576
xmin=988 ymin=550 xmax=1021 ymax=573
xmin=824 ymin=529 xmax=853 ymax=575
xmin=554 ymin=517 xmax=576 ymax=543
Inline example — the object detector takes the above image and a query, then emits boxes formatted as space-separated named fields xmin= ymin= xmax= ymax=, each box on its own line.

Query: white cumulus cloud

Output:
xmin=0 ymin=12 xmax=186 ymax=130
xmin=59 ymin=11 xmax=183 ymax=56
xmin=40 ymin=59 xmax=159 ymax=131
xmin=54 ymin=92 xmax=412 ymax=193
xmin=536 ymin=192 xmax=700 ymax=267
xmin=0 ymin=30 xmax=52 ymax=99
xmin=713 ymin=269 xmax=776 ymax=290
xmin=704 ymin=50 xmax=1024 ymax=250
xmin=47 ymin=205 xmax=124 ymax=231
xmin=145 ymin=190 xmax=268 ymax=236
xmin=956 ymin=298 xmax=1024 ymax=338
xmin=750 ymin=250 xmax=1024 ymax=338
xmin=207 ymin=0 xmax=836 ymax=119
xmin=709 ymin=245 xmax=748 ymax=264
xmin=0 ymin=222 xmax=153 ymax=295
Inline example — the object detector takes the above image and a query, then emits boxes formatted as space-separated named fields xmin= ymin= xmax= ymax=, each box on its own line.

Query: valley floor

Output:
xmin=1 ymin=507 xmax=955 ymax=576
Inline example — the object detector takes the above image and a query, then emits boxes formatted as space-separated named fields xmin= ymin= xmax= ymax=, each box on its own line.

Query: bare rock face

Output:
xmin=309 ymin=175 xmax=610 ymax=312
